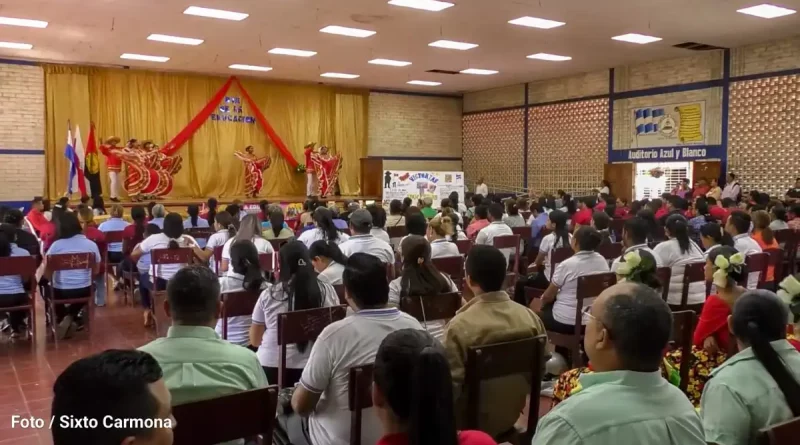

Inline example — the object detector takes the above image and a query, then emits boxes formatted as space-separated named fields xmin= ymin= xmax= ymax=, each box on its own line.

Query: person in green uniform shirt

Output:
xmin=532 ymin=282 xmax=705 ymax=445
xmin=700 ymin=289 xmax=800 ymax=445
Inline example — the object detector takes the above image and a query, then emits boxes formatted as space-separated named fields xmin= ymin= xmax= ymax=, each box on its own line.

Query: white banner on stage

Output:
xmin=382 ymin=170 xmax=465 ymax=207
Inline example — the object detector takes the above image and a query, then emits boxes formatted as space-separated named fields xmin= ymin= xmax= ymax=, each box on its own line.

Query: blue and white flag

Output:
xmin=64 ymin=123 xmax=87 ymax=196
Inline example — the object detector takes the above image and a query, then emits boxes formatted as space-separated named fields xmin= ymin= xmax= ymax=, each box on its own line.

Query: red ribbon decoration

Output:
xmin=159 ymin=76 xmax=299 ymax=168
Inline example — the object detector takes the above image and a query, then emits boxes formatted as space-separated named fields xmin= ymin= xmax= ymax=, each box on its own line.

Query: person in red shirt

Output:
xmin=692 ymin=179 xmax=710 ymax=199
xmin=615 ymin=197 xmax=629 ymax=218
xmin=122 ymin=205 xmax=148 ymax=255
xmin=373 ymin=329 xmax=497 ymax=445
xmin=25 ymin=197 xmax=49 ymax=235
xmin=571 ymin=197 xmax=595 ymax=231
xmin=98 ymin=137 xmax=124 ymax=202
xmin=304 ymin=142 xmax=317 ymax=197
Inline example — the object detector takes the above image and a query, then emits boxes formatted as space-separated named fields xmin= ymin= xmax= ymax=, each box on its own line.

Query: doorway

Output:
xmin=634 ymin=162 xmax=693 ymax=200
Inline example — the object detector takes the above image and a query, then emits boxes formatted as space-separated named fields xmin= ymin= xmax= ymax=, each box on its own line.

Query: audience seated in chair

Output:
xmin=220 ymin=214 xmax=274 ymax=273
xmin=475 ymin=203 xmax=514 ymax=265
xmin=726 ymin=211 xmax=763 ymax=289
xmin=284 ymin=253 xmax=422 ymax=445
xmin=310 ymin=240 xmax=348 ymax=286
xmin=701 ymin=289 xmax=800 ymax=445
xmin=194 ymin=210 xmax=237 ymax=275
xmin=298 ymin=207 xmax=350 ymax=249
xmin=427 ymin=214 xmax=460 ymax=259
xmin=0 ymin=224 xmax=33 ymax=338
xmin=216 ymin=239 xmax=268 ymax=347
xmin=2 ymin=208 xmax=41 ymax=261
xmin=250 ymin=240 xmax=338 ymax=386
xmin=139 ymin=265 xmax=268 ymax=405
xmin=530 ymin=210 xmax=572 ymax=289
xmin=389 ymin=235 xmax=459 ymax=341
xmin=51 ymin=350 xmax=175 ymax=445
xmin=263 ymin=210 xmax=295 ymax=241
xmin=442 ymin=244 xmax=545 ymax=437
xmin=465 ymin=205 xmax=489 ymax=240
xmin=373 ymin=329 xmax=497 ymax=445
xmin=611 ymin=217 xmax=664 ymax=274
xmin=534 ymin=282 xmax=705 ymax=445
xmin=654 ymin=214 xmax=706 ymax=311
xmin=338 ymin=209 xmax=395 ymax=265
xmin=752 ymin=210 xmax=781 ymax=283
xmin=700 ymin=222 xmax=735 ymax=260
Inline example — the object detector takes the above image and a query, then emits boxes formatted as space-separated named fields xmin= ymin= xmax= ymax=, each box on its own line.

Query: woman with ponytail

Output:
xmin=215 ymin=239 xmax=267 ymax=347
xmin=427 ymin=215 xmax=459 ymax=259
xmin=0 ymin=224 xmax=32 ymax=337
xmin=700 ymin=222 xmax=734 ymax=259
xmin=701 ymin=289 xmax=800 ymax=444
xmin=183 ymin=205 xmax=210 ymax=230
xmin=220 ymin=214 xmax=274 ymax=273
xmin=778 ymin=273 xmax=800 ymax=350
xmin=389 ymin=236 xmax=459 ymax=340
xmin=373 ymin=329 xmax=496 ymax=445
xmin=309 ymin=240 xmax=348 ymax=285
xmin=249 ymin=240 xmax=338 ymax=385
xmin=195 ymin=210 xmax=236 ymax=274
xmin=298 ymin=207 xmax=350 ymax=248
xmin=531 ymin=210 xmax=572 ymax=289
xmin=654 ymin=214 xmax=705 ymax=311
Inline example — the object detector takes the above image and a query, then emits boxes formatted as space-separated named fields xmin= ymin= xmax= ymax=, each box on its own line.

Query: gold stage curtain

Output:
xmin=44 ymin=66 xmax=368 ymax=199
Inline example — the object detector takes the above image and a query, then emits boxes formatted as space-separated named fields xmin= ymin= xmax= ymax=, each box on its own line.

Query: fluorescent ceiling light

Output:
xmin=737 ymin=4 xmax=796 ymax=18
xmin=611 ymin=33 xmax=662 ymax=44
xmin=320 ymin=25 xmax=376 ymax=38
xmin=388 ymin=0 xmax=454 ymax=12
xmin=268 ymin=48 xmax=317 ymax=57
xmin=320 ymin=72 xmax=360 ymax=79
xmin=183 ymin=6 xmax=248 ymax=21
xmin=369 ymin=58 xmax=412 ymax=67
xmin=407 ymin=80 xmax=441 ymax=86
xmin=120 ymin=53 xmax=169 ymax=62
xmin=527 ymin=52 xmax=572 ymax=61
xmin=508 ymin=16 xmax=565 ymax=29
xmin=229 ymin=64 xmax=273 ymax=72
xmin=147 ymin=34 xmax=204 ymax=46
xmin=460 ymin=68 xmax=498 ymax=75
xmin=429 ymin=39 xmax=478 ymax=50
xmin=0 ymin=16 xmax=48 ymax=28
xmin=0 ymin=41 xmax=33 ymax=50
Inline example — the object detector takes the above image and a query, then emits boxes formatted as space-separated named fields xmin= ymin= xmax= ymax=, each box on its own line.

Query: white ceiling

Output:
xmin=1 ymin=0 xmax=800 ymax=93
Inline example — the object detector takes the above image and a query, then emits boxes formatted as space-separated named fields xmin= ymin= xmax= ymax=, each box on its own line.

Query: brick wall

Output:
xmin=0 ymin=62 xmax=45 ymax=202
xmin=731 ymin=35 xmax=800 ymax=77
xmin=463 ymin=84 xmax=524 ymax=113
xmin=528 ymin=70 xmax=609 ymax=104
xmin=615 ymin=51 xmax=723 ymax=91
xmin=367 ymin=92 xmax=462 ymax=159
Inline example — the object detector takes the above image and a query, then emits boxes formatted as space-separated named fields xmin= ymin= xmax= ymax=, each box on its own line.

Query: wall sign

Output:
xmin=632 ymin=101 xmax=706 ymax=148
xmin=210 ymin=96 xmax=256 ymax=124
xmin=382 ymin=170 xmax=465 ymax=207
xmin=609 ymin=145 xmax=724 ymax=163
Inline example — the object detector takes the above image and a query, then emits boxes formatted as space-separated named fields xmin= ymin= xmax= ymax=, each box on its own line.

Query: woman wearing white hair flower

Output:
xmin=777 ymin=273 xmax=800 ymax=350
xmin=615 ymin=249 xmax=662 ymax=289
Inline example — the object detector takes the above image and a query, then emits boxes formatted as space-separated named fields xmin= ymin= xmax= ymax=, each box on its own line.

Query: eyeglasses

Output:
xmin=582 ymin=305 xmax=597 ymax=322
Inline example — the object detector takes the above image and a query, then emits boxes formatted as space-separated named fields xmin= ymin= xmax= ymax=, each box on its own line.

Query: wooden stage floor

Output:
xmin=108 ymin=195 xmax=380 ymax=209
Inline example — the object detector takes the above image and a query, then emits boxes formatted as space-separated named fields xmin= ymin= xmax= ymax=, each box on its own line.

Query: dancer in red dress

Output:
xmin=105 ymin=139 xmax=182 ymax=201
xmin=234 ymin=145 xmax=271 ymax=198
xmin=311 ymin=145 xmax=342 ymax=198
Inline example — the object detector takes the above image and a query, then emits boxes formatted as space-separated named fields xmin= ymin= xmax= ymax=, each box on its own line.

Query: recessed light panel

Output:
xmin=407 ymin=80 xmax=441 ymax=86
xmin=369 ymin=58 xmax=412 ymax=67
xmin=460 ymin=68 xmax=498 ymax=75
xmin=508 ymin=16 xmax=565 ymax=29
xmin=183 ymin=6 xmax=249 ymax=21
xmin=320 ymin=72 xmax=360 ymax=79
xmin=120 ymin=53 xmax=170 ymax=62
xmin=0 ymin=16 xmax=47 ymax=28
xmin=388 ymin=0 xmax=454 ymax=12
xmin=527 ymin=53 xmax=572 ymax=61
xmin=0 ymin=42 xmax=33 ymax=49
xmin=429 ymin=40 xmax=478 ymax=50
xmin=737 ymin=4 xmax=796 ymax=18
xmin=611 ymin=33 xmax=662 ymax=44
xmin=229 ymin=64 xmax=273 ymax=72
xmin=268 ymin=48 xmax=317 ymax=57
xmin=147 ymin=34 xmax=204 ymax=46
xmin=320 ymin=26 xmax=376 ymax=38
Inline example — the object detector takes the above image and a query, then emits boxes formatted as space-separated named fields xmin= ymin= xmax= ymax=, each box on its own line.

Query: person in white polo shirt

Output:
xmin=475 ymin=203 xmax=514 ymax=266
xmin=611 ymin=216 xmax=663 ymax=273
xmin=285 ymin=253 xmax=422 ymax=445
xmin=726 ymin=211 xmax=763 ymax=289
xmin=338 ymin=209 xmax=394 ymax=265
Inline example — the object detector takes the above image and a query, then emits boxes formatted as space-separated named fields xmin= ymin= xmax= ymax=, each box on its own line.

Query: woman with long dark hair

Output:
xmin=220 ymin=214 xmax=273 ymax=273
xmin=297 ymin=207 xmax=349 ymax=248
xmin=531 ymin=210 xmax=572 ymax=289
xmin=216 ymin=239 xmax=267 ymax=347
xmin=203 ymin=197 xmax=219 ymax=224
xmin=700 ymin=222 xmax=734 ymax=259
xmin=249 ymin=240 xmax=338 ymax=385
xmin=195 ymin=211 xmax=237 ymax=274
xmin=654 ymin=214 xmax=705 ymax=311
xmin=0 ymin=224 xmax=32 ymax=337
xmin=373 ymin=329 xmax=496 ymax=445
xmin=700 ymin=290 xmax=800 ymax=443
xmin=309 ymin=240 xmax=348 ymax=285
xmin=264 ymin=210 xmax=294 ymax=240
xmin=184 ymin=204 xmax=210 ymax=229
xmin=388 ymin=236 xmax=458 ymax=340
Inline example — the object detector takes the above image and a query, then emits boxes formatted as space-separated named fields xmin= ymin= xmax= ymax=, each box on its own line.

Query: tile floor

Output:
xmin=0 ymin=291 xmax=552 ymax=444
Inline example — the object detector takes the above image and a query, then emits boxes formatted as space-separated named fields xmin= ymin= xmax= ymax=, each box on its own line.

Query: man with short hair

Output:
xmin=288 ymin=253 xmax=422 ymax=445
xmin=475 ymin=177 xmax=488 ymax=198
xmin=420 ymin=196 xmax=437 ymax=219
xmin=466 ymin=205 xmax=490 ymax=239
xmin=721 ymin=173 xmax=742 ymax=202
xmin=611 ymin=217 xmax=663 ymax=272
xmin=139 ymin=265 xmax=267 ymax=406
xmin=529 ymin=200 xmax=549 ymax=248
xmin=725 ymin=211 xmax=763 ymax=289
xmin=533 ymin=282 xmax=705 ymax=445
xmin=52 ymin=349 xmax=175 ymax=445
xmin=338 ymin=209 xmax=394 ymax=264
xmin=475 ymin=202 xmax=514 ymax=265
xmin=443 ymin=245 xmax=546 ymax=437
xmin=3 ymin=208 xmax=41 ymax=261
xmin=572 ymin=197 xmax=595 ymax=230
xmin=25 ymin=196 xmax=48 ymax=234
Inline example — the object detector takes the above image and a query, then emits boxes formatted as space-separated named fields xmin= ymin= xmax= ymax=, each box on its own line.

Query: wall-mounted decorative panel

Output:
xmin=527 ymin=99 xmax=609 ymax=195
xmin=728 ymin=75 xmax=800 ymax=197
xmin=462 ymin=109 xmax=524 ymax=190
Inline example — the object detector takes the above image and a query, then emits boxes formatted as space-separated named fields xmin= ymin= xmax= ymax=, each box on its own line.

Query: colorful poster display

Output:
xmin=382 ymin=170 xmax=465 ymax=207
xmin=632 ymin=101 xmax=706 ymax=149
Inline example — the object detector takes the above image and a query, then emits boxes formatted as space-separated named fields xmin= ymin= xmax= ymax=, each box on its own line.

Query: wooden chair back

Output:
xmin=220 ymin=290 xmax=261 ymax=340
xmin=656 ymin=267 xmax=672 ymax=302
xmin=259 ymin=252 xmax=275 ymax=272
xmin=740 ymin=252 xmax=769 ymax=288
xmin=774 ymin=229 xmax=799 ymax=275
xmin=348 ymin=364 xmax=375 ymax=445
xmin=172 ymin=386 xmax=279 ymax=445
xmin=276 ymin=305 xmax=347 ymax=388
xmin=549 ymin=247 xmax=574 ymax=280
xmin=45 ymin=253 xmax=97 ymax=338
xmin=431 ymin=255 xmax=465 ymax=281
xmin=399 ymin=292 xmax=461 ymax=324
xmin=609 ymin=219 xmax=625 ymax=241
xmin=493 ymin=234 xmax=521 ymax=272
xmin=333 ymin=284 xmax=347 ymax=304
xmin=762 ymin=247 xmax=785 ymax=286
xmin=758 ymin=416 xmax=800 ymax=445
xmin=679 ymin=262 xmax=707 ymax=309
xmin=670 ymin=310 xmax=697 ymax=394
xmin=548 ymin=272 xmax=616 ymax=368
xmin=465 ymin=336 xmax=547 ymax=444
xmin=213 ymin=245 xmax=224 ymax=275
xmin=511 ymin=226 xmax=532 ymax=241
xmin=386 ymin=225 xmax=406 ymax=239
xmin=187 ymin=227 xmax=215 ymax=240
xmin=455 ymin=239 xmax=473 ymax=256
xmin=597 ymin=242 xmax=623 ymax=261
xmin=268 ymin=238 xmax=288 ymax=253
xmin=0 ymin=256 xmax=37 ymax=338
xmin=151 ymin=248 xmax=194 ymax=290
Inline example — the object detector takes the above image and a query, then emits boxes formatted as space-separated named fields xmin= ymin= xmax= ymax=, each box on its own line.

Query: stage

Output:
xmin=104 ymin=195 xmax=381 ymax=212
